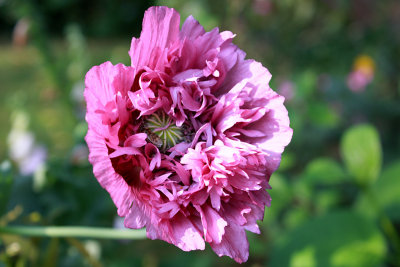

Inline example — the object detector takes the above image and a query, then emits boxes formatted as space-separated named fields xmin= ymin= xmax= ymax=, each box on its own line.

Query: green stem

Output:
xmin=0 ymin=226 xmax=146 ymax=240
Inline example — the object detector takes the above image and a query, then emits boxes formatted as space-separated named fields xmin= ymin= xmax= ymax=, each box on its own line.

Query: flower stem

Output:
xmin=0 ymin=226 xmax=146 ymax=240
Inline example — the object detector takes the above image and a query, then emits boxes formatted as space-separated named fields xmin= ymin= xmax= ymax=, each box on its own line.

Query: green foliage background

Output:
xmin=1 ymin=0 xmax=400 ymax=266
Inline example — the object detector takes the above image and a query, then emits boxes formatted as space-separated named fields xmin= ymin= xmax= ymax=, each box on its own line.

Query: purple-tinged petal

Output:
xmin=129 ymin=6 xmax=180 ymax=70
xmin=210 ymin=223 xmax=249 ymax=263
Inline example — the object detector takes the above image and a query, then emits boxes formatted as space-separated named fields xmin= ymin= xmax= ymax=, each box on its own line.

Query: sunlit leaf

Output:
xmin=340 ymin=124 xmax=382 ymax=185
xmin=290 ymin=246 xmax=316 ymax=267
xmin=283 ymin=208 xmax=310 ymax=230
xmin=270 ymin=211 xmax=386 ymax=267
xmin=303 ymin=157 xmax=347 ymax=185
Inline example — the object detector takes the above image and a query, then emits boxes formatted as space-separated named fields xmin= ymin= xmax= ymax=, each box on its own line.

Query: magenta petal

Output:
xmin=124 ymin=133 xmax=147 ymax=147
xmin=145 ymin=144 xmax=162 ymax=171
xmin=210 ymin=223 xmax=249 ymax=263
xmin=199 ymin=205 xmax=227 ymax=244
xmin=109 ymin=147 xmax=142 ymax=158
xmin=171 ymin=214 xmax=205 ymax=251
xmin=124 ymin=200 xmax=148 ymax=229
xmin=180 ymin=15 xmax=205 ymax=40
xmin=149 ymin=213 xmax=205 ymax=251
xmin=85 ymin=62 xmax=135 ymax=137
xmin=85 ymin=61 xmax=134 ymax=108
xmin=85 ymin=130 xmax=133 ymax=217
xmin=129 ymin=6 xmax=180 ymax=70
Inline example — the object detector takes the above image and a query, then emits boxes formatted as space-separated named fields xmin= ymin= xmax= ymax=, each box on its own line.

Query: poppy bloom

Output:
xmin=85 ymin=6 xmax=292 ymax=263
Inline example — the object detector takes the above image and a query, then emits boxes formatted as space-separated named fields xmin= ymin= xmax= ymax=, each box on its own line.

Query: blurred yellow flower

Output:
xmin=353 ymin=55 xmax=375 ymax=79
xmin=347 ymin=55 xmax=375 ymax=92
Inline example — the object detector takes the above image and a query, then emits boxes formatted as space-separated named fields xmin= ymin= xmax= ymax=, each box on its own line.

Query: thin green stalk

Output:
xmin=0 ymin=226 xmax=146 ymax=240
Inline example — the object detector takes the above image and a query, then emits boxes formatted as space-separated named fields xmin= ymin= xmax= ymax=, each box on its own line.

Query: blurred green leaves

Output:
xmin=340 ymin=124 xmax=382 ymax=186
xmin=357 ymin=160 xmax=400 ymax=221
xmin=302 ymin=158 xmax=347 ymax=185
xmin=270 ymin=211 xmax=386 ymax=267
xmin=375 ymin=160 xmax=400 ymax=220
xmin=308 ymin=103 xmax=340 ymax=128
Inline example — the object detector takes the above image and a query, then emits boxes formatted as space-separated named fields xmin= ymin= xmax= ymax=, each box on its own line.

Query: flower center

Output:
xmin=143 ymin=113 xmax=183 ymax=151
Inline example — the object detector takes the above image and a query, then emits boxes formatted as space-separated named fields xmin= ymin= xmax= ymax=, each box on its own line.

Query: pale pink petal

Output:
xmin=124 ymin=200 xmax=148 ymax=229
xmin=171 ymin=214 xmax=205 ymax=251
xmin=124 ymin=133 xmax=148 ymax=147
xmin=198 ymin=205 xmax=227 ymax=244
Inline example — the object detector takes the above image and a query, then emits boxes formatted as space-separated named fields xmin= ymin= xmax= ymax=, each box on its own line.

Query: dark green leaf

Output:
xmin=356 ymin=160 xmax=400 ymax=220
xmin=270 ymin=210 xmax=386 ymax=267
xmin=278 ymin=152 xmax=296 ymax=171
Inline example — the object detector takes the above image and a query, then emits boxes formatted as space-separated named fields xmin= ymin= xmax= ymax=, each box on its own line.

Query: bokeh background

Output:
xmin=1 ymin=0 xmax=400 ymax=266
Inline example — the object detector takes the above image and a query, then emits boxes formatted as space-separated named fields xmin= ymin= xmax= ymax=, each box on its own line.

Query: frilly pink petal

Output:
xmin=180 ymin=15 xmax=205 ymax=40
xmin=129 ymin=6 xmax=180 ymax=70
xmin=85 ymin=130 xmax=134 ymax=217
xmin=197 ymin=205 xmax=227 ymax=244
xmin=210 ymin=223 xmax=249 ymax=263
xmin=124 ymin=199 xmax=148 ymax=229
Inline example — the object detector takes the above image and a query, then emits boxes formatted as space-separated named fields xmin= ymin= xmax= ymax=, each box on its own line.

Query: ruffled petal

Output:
xmin=198 ymin=205 xmax=227 ymax=244
xmin=180 ymin=15 xmax=205 ymax=40
xmin=85 ymin=129 xmax=134 ymax=217
xmin=170 ymin=214 xmax=205 ymax=251
xmin=84 ymin=61 xmax=135 ymax=137
xmin=129 ymin=6 xmax=180 ymax=70
xmin=85 ymin=61 xmax=135 ymax=108
xmin=124 ymin=199 xmax=148 ymax=229
xmin=210 ymin=223 xmax=249 ymax=263
xmin=147 ymin=214 xmax=205 ymax=251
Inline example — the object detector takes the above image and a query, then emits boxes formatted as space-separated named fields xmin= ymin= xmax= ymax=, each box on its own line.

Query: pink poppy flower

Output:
xmin=85 ymin=6 xmax=292 ymax=263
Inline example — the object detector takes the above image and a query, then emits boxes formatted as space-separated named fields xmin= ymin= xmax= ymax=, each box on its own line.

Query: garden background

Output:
xmin=1 ymin=0 xmax=400 ymax=266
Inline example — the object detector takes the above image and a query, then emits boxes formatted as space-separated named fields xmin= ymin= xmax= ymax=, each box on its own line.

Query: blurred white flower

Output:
xmin=7 ymin=111 xmax=47 ymax=178
xmin=84 ymin=240 xmax=102 ymax=260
